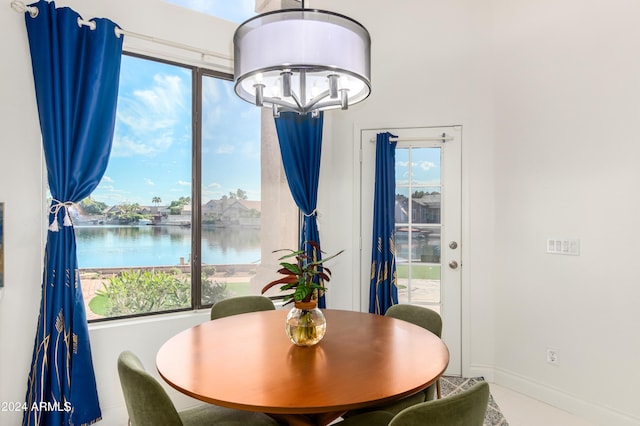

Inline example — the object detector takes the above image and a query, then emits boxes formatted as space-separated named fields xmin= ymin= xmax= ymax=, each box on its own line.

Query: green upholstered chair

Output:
xmin=210 ymin=295 xmax=275 ymax=320
xmin=117 ymin=351 xmax=279 ymax=426
xmin=343 ymin=304 xmax=443 ymax=419
xmin=337 ymin=381 xmax=490 ymax=426
xmin=385 ymin=304 xmax=443 ymax=400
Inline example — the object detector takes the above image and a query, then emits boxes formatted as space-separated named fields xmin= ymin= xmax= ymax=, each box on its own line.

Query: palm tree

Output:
xmin=152 ymin=196 xmax=162 ymax=207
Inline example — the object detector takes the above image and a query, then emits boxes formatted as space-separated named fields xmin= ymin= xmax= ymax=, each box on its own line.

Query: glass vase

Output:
xmin=286 ymin=301 xmax=326 ymax=346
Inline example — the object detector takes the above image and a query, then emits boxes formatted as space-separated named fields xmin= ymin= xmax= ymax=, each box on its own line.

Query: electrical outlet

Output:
xmin=546 ymin=348 xmax=559 ymax=365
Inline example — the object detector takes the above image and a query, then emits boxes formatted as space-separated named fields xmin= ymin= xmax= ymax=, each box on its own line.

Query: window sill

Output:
xmin=88 ymin=309 xmax=211 ymax=331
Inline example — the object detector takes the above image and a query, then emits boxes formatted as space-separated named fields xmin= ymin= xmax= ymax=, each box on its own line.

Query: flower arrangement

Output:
xmin=261 ymin=240 xmax=343 ymax=305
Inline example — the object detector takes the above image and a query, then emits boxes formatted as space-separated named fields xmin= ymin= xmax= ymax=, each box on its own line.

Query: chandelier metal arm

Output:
xmin=303 ymin=90 xmax=331 ymax=112
xmin=289 ymin=90 xmax=304 ymax=111
xmin=264 ymin=96 xmax=300 ymax=110
xmin=260 ymin=82 xmax=349 ymax=117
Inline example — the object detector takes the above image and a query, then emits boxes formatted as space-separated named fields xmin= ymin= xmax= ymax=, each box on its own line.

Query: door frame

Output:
xmin=353 ymin=124 xmax=463 ymax=377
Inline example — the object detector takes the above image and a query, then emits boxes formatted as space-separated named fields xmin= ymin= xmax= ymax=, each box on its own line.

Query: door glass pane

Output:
xmin=394 ymin=225 xmax=441 ymax=264
xmin=395 ymin=148 xmax=410 ymax=186
xmin=411 ymin=187 xmax=441 ymax=224
xmin=416 ymin=225 xmax=441 ymax=263
xmin=395 ymin=187 xmax=409 ymax=224
xmin=395 ymin=147 xmax=442 ymax=307
xmin=396 ymin=263 xmax=441 ymax=305
xmin=410 ymin=147 xmax=441 ymax=185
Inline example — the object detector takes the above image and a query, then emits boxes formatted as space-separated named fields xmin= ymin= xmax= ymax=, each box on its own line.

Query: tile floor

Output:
xmin=489 ymin=383 xmax=599 ymax=426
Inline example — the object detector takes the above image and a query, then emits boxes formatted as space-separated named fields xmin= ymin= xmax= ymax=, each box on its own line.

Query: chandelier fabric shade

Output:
xmin=233 ymin=9 xmax=371 ymax=116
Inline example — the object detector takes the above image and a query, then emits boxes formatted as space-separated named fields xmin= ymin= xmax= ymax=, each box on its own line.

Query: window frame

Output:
xmin=85 ymin=52 xmax=258 ymax=322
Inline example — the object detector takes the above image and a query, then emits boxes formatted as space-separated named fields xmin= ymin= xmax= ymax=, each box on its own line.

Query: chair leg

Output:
xmin=436 ymin=379 xmax=442 ymax=399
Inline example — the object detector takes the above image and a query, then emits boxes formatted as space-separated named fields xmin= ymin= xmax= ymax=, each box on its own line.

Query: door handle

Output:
xmin=449 ymin=260 xmax=459 ymax=269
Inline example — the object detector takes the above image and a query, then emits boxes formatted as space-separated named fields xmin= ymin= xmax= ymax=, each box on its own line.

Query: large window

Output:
xmin=75 ymin=53 xmax=265 ymax=321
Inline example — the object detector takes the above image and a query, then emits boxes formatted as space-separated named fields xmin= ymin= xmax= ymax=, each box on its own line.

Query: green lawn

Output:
xmin=396 ymin=264 xmax=441 ymax=280
xmin=226 ymin=281 xmax=251 ymax=296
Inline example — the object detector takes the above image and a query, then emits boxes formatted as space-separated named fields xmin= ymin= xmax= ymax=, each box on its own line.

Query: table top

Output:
xmin=156 ymin=309 xmax=449 ymax=419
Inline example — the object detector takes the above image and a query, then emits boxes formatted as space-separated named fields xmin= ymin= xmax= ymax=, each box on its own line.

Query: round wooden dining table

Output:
xmin=156 ymin=309 xmax=449 ymax=426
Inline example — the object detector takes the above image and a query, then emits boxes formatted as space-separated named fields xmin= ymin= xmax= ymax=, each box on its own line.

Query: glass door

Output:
xmin=360 ymin=126 xmax=462 ymax=376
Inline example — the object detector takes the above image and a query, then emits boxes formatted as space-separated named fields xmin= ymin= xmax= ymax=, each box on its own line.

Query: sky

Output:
xmin=395 ymin=147 xmax=442 ymax=189
xmin=92 ymin=1 xmax=261 ymax=207
xmin=163 ymin=0 xmax=256 ymax=23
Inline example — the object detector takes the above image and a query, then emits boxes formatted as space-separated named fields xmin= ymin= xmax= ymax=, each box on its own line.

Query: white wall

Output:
xmin=315 ymin=0 xmax=497 ymax=384
xmin=490 ymin=1 xmax=640 ymax=424
xmin=1 ymin=0 xmax=639 ymax=425
xmin=0 ymin=2 xmax=45 ymax=425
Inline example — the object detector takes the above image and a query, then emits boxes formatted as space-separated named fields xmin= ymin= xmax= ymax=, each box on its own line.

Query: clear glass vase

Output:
xmin=286 ymin=301 xmax=326 ymax=346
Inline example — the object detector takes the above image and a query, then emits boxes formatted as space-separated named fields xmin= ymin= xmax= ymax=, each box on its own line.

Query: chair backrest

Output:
xmin=117 ymin=351 xmax=183 ymax=426
xmin=385 ymin=304 xmax=442 ymax=337
xmin=389 ymin=381 xmax=490 ymax=426
xmin=210 ymin=295 xmax=276 ymax=320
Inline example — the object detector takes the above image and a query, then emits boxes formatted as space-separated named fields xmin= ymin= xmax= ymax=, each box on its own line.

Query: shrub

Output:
xmin=96 ymin=269 xmax=190 ymax=316
xmin=201 ymin=276 xmax=228 ymax=305
xmin=202 ymin=265 xmax=217 ymax=277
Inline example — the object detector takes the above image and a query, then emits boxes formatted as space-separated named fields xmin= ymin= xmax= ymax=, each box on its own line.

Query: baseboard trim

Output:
xmin=479 ymin=366 xmax=640 ymax=426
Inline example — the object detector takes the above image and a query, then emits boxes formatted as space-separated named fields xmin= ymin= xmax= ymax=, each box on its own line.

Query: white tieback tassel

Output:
xmin=49 ymin=199 xmax=76 ymax=232
xmin=303 ymin=209 xmax=318 ymax=217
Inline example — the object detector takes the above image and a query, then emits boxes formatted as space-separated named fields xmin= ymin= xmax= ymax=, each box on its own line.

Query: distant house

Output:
xmin=202 ymin=198 xmax=260 ymax=227
xmin=412 ymin=194 xmax=441 ymax=224
xmin=102 ymin=205 xmax=125 ymax=223
xmin=395 ymin=193 xmax=441 ymax=224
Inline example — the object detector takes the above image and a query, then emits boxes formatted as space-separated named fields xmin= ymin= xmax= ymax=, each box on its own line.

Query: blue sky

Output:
xmin=92 ymin=54 xmax=261 ymax=207
xmin=91 ymin=0 xmax=261 ymax=208
xmin=395 ymin=147 xmax=442 ymax=188
xmin=163 ymin=0 xmax=256 ymax=23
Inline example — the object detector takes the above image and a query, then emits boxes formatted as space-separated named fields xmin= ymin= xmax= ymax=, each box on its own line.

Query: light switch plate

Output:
xmin=547 ymin=238 xmax=580 ymax=256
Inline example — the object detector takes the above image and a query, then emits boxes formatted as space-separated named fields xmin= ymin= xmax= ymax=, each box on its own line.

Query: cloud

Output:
xmin=237 ymin=140 xmax=260 ymax=160
xmin=419 ymin=161 xmax=437 ymax=171
xmin=202 ymin=105 xmax=224 ymax=130
xmin=113 ymin=72 xmax=189 ymax=157
xmin=215 ymin=144 xmax=235 ymax=154
xmin=202 ymin=77 xmax=222 ymax=103
xmin=90 ymin=186 xmax=132 ymax=205
xmin=111 ymin=132 xmax=176 ymax=158
xmin=176 ymin=180 xmax=191 ymax=187
xmin=144 ymin=178 xmax=155 ymax=186
xmin=396 ymin=160 xmax=437 ymax=171
xmin=101 ymin=176 xmax=114 ymax=184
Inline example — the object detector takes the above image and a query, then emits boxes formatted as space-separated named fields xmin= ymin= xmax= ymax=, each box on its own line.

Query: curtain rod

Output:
xmin=369 ymin=134 xmax=453 ymax=143
xmin=10 ymin=0 xmax=232 ymax=62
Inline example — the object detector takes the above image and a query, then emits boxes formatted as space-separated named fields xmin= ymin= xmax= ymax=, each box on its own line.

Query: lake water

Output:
xmin=75 ymin=225 xmax=261 ymax=268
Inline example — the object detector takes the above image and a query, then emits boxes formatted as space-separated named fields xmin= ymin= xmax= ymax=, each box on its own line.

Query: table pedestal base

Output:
xmin=268 ymin=410 xmax=346 ymax=426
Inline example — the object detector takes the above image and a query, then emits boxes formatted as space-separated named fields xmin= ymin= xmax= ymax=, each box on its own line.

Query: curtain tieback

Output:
xmin=303 ymin=209 xmax=317 ymax=217
xmin=49 ymin=199 xmax=77 ymax=232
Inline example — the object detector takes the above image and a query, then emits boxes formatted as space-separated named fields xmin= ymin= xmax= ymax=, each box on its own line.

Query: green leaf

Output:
xmin=281 ymin=263 xmax=302 ymax=275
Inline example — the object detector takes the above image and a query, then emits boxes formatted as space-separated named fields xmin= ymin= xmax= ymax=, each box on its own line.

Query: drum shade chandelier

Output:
xmin=233 ymin=5 xmax=371 ymax=117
